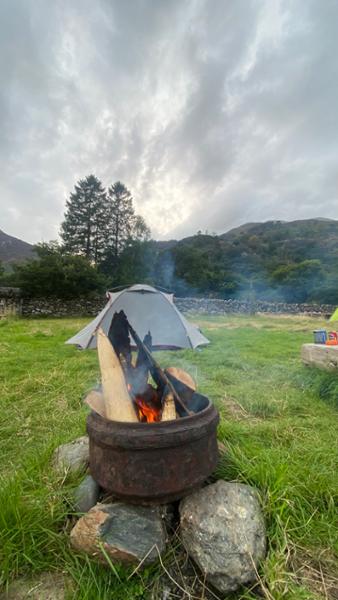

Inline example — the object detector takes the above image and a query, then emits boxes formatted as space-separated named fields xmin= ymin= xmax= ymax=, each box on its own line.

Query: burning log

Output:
xmin=97 ymin=328 xmax=138 ymax=423
xmin=127 ymin=319 xmax=193 ymax=416
xmin=161 ymin=386 xmax=177 ymax=421
xmin=165 ymin=367 xmax=196 ymax=391
xmin=129 ymin=331 xmax=153 ymax=398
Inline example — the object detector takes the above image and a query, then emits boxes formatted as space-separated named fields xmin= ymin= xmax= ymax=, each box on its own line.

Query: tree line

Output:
xmin=1 ymin=188 xmax=337 ymax=304
xmin=0 ymin=176 xmax=153 ymax=297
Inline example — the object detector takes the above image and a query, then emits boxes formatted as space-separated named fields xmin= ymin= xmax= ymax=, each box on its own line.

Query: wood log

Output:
xmin=84 ymin=389 xmax=106 ymax=418
xmin=165 ymin=367 xmax=196 ymax=391
xmin=127 ymin=320 xmax=193 ymax=416
xmin=97 ymin=328 xmax=138 ymax=422
xmin=161 ymin=387 xmax=177 ymax=422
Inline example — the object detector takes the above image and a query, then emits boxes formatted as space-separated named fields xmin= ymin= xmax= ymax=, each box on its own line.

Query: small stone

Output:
xmin=70 ymin=502 xmax=166 ymax=565
xmin=0 ymin=572 xmax=70 ymax=599
xmin=74 ymin=475 xmax=100 ymax=513
xmin=179 ymin=480 xmax=266 ymax=594
xmin=52 ymin=436 xmax=89 ymax=474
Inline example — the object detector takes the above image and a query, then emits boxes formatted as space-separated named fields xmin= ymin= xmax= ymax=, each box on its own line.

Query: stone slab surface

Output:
xmin=301 ymin=343 xmax=338 ymax=370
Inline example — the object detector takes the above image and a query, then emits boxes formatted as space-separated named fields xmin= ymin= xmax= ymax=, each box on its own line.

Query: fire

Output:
xmin=135 ymin=396 xmax=161 ymax=423
xmin=127 ymin=380 xmax=162 ymax=423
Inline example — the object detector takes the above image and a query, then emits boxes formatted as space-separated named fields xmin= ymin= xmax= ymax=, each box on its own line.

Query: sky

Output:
xmin=1 ymin=0 xmax=338 ymax=244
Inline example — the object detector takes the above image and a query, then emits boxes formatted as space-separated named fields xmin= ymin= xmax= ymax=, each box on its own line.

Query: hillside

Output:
xmin=151 ymin=218 xmax=338 ymax=303
xmin=2 ymin=218 xmax=338 ymax=304
xmin=0 ymin=229 xmax=35 ymax=266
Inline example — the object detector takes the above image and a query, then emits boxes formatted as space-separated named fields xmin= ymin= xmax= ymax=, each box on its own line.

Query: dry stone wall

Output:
xmin=175 ymin=297 xmax=335 ymax=316
xmin=0 ymin=287 xmax=22 ymax=317
xmin=0 ymin=289 xmax=335 ymax=318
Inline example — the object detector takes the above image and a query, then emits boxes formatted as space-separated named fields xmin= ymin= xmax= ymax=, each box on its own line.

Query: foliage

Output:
xmin=148 ymin=219 xmax=338 ymax=303
xmin=10 ymin=243 xmax=106 ymax=298
xmin=60 ymin=175 xmax=107 ymax=264
xmin=59 ymin=177 xmax=151 ymax=289
xmin=109 ymin=240 xmax=154 ymax=287
xmin=0 ymin=314 xmax=337 ymax=599
xmin=99 ymin=182 xmax=151 ymax=281
xmin=105 ymin=182 xmax=150 ymax=259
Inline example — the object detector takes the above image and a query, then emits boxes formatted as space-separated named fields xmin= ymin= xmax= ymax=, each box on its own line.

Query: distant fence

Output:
xmin=0 ymin=288 xmax=335 ymax=318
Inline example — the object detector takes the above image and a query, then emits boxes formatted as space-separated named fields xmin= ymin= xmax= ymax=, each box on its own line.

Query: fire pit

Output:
xmin=85 ymin=310 xmax=220 ymax=504
xmin=87 ymin=393 xmax=219 ymax=504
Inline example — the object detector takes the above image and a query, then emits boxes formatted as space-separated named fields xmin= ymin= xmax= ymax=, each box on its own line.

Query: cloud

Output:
xmin=0 ymin=0 xmax=337 ymax=243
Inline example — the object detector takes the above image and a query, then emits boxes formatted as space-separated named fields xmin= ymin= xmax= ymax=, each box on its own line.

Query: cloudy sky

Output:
xmin=1 ymin=0 xmax=337 ymax=244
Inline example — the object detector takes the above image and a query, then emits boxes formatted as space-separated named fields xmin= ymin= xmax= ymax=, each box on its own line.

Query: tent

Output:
xmin=65 ymin=284 xmax=210 ymax=350
xmin=329 ymin=308 xmax=338 ymax=322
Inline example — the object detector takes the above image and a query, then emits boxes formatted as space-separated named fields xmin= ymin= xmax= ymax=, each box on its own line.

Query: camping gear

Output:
xmin=86 ymin=396 xmax=219 ymax=503
xmin=313 ymin=329 xmax=327 ymax=344
xmin=65 ymin=284 xmax=210 ymax=350
xmin=329 ymin=308 xmax=338 ymax=322
xmin=326 ymin=331 xmax=338 ymax=346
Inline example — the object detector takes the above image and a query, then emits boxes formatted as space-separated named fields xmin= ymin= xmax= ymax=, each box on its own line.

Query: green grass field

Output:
xmin=0 ymin=314 xmax=337 ymax=599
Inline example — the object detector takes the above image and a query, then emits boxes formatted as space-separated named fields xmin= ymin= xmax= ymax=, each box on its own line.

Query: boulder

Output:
xmin=52 ymin=436 xmax=89 ymax=474
xmin=301 ymin=343 xmax=338 ymax=370
xmin=70 ymin=503 xmax=166 ymax=565
xmin=179 ymin=480 xmax=266 ymax=594
xmin=73 ymin=475 xmax=100 ymax=513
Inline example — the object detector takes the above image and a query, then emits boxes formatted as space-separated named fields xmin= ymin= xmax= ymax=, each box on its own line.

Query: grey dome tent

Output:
xmin=65 ymin=284 xmax=210 ymax=350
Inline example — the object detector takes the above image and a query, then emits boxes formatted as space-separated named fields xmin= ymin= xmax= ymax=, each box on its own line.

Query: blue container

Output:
xmin=313 ymin=329 xmax=327 ymax=344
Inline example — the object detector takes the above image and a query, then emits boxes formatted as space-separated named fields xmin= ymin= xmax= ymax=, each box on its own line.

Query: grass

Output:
xmin=0 ymin=313 xmax=337 ymax=599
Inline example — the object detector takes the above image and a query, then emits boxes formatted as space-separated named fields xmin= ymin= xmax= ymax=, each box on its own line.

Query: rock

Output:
xmin=0 ymin=572 xmax=70 ymax=599
xmin=70 ymin=502 xmax=166 ymax=565
xmin=74 ymin=475 xmax=100 ymax=513
xmin=179 ymin=480 xmax=266 ymax=594
xmin=53 ymin=436 xmax=89 ymax=474
xmin=301 ymin=343 xmax=338 ymax=370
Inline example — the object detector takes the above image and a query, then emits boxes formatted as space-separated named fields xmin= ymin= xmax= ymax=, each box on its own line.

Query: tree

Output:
xmin=113 ymin=240 xmax=154 ymax=286
xmin=132 ymin=215 xmax=151 ymax=242
xmin=271 ymin=259 xmax=324 ymax=302
xmin=100 ymin=182 xmax=151 ymax=278
xmin=60 ymin=175 xmax=107 ymax=264
xmin=13 ymin=243 xmax=106 ymax=298
xmin=106 ymin=181 xmax=135 ymax=259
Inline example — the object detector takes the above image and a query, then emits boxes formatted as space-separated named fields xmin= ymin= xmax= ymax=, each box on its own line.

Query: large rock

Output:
xmin=73 ymin=475 xmax=100 ymax=513
xmin=301 ymin=343 xmax=338 ymax=370
xmin=70 ymin=503 xmax=166 ymax=565
xmin=53 ymin=436 xmax=89 ymax=474
xmin=179 ymin=480 xmax=266 ymax=594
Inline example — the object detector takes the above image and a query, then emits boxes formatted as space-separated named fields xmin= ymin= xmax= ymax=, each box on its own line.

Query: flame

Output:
xmin=135 ymin=396 xmax=161 ymax=423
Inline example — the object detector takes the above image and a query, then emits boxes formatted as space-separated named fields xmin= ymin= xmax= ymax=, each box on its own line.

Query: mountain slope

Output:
xmin=152 ymin=218 xmax=338 ymax=303
xmin=0 ymin=229 xmax=36 ymax=265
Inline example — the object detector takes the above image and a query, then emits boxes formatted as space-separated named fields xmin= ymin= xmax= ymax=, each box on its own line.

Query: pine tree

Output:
xmin=60 ymin=175 xmax=107 ymax=264
xmin=106 ymin=181 xmax=136 ymax=258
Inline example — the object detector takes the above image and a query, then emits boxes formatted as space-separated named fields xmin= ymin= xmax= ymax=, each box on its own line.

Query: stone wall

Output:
xmin=21 ymin=296 xmax=105 ymax=317
xmin=0 ymin=288 xmax=335 ymax=318
xmin=0 ymin=287 xmax=22 ymax=317
xmin=175 ymin=297 xmax=335 ymax=316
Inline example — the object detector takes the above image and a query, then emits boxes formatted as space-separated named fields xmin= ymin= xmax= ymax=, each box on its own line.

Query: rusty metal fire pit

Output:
xmin=87 ymin=394 xmax=219 ymax=504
